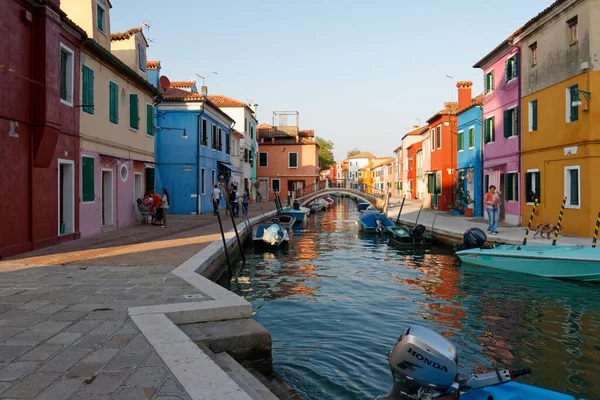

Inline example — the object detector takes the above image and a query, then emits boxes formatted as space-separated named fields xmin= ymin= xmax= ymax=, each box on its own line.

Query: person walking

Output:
xmin=484 ymin=185 xmax=500 ymax=234
xmin=159 ymin=188 xmax=170 ymax=227
xmin=210 ymin=184 xmax=221 ymax=215
xmin=241 ymin=189 xmax=250 ymax=217
xmin=229 ymin=186 xmax=239 ymax=218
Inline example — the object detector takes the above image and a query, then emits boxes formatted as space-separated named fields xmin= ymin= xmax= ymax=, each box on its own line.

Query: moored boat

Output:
xmin=280 ymin=206 xmax=311 ymax=223
xmin=267 ymin=214 xmax=296 ymax=230
xmin=357 ymin=210 xmax=395 ymax=234
xmin=456 ymin=244 xmax=600 ymax=282
xmin=357 ymin=201 xmax=370 ymax=211
xmin=252 ymin=223 xmax=290 ymax=247
xmin=387 ymin=224 xmax=434 ymax=246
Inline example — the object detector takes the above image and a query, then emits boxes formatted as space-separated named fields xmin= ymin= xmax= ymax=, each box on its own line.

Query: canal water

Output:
xmin=223 ymin=198 xmax=600 ymax=400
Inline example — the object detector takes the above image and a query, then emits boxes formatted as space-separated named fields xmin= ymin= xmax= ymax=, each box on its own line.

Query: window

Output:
xmin=60 ymin=44 xmax=74 ymax=106
xmin=427 ymin=172 xmax=441 ymax=194
xmin=249 ymin=149 xmax=254 ymax=167
xmin=201 ymin=119 xmax=208 ymax=146
xmin=289 ymin=152 xmax=298 ymax=168
xmin=251 ymin=125 xmax=254 ymax=140
xmin=505 ymin=53 xmax=519 ymax=82
xmin=528 ymin=100 xmax=538 ymax=132
xmin=225 ymin=132 xmax=231 ymax=154
xmin=567 ymin=85 xmax=579 ymax=122
xmin=503 ymin=106 xmax=519 ymax=137
xmin=457 ymin=130 xmax=464 ymax=151
xmin=485 ymin=70 xmax=494 ymax=93
xmin=146 ymin=104 xmax=154 ymax=136
xmin=525 ymin=170 xmax=541 ymax=204
xmin=564 ymin=166 xmax=580 ymax=208
xmin=505 ymin=172 xmax=519 ymax=202
xmin=136 ymin=43 xmax=146 ymax=72
xmin=484 ymin=175 xmax=489 ymax=192
xmin=109 ymin=81 xmax=119 ymax=123
xmin=97 ymin=3 xmax=106 ymax=32
xmin=201 ymin=168 xmax=206 ymax=195
xmin=567 ymin=16 xmax=578 ymax=46
xmin=211 ymin=124 xmax=217 ymax=149
xmin=529 ymin=42 xmax=537 ymax=67
xmin=408 ymin=180 xmax=413 ymax=191
xmin=484 ymin=116 xmax=495 ymax=143
xmin=272 ymin=179 xmax=280 ymax=193
xmin=244 ymin=148 xmax=249 ymax=163
xmin=145 ymin=167 xmax=155 ymax=192
xmin=259 ymin=152 xmax=268 ymax=167
xmin=435 ymin=171 xmax=442 ymax=194
xmin=82 ymin=156 xmax=95 ymax=202
xmin=218 ymin=128 xmax=222 ymax=151
xmin=436 ymin=126 xmax=442 ymax=149
xmin=120 ymin=164 xmax=129 ymax=182
xmin=82 ymin=65 xmax=94 ymax=114
xmin=468 ymin=127 xmax=475 ymax=148
xmin=129 ymin=94 xmax=139 ymax=129
xmin=212 ymin=170 xmax=216 ymax=186
xmin=430 ymin=129 xmax=435 ymax=151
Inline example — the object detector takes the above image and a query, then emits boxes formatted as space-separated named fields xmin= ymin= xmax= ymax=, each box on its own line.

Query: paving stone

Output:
xmin=67 ymin=319 xmax=102 ymax=333
xmin=47 ymin=311 xmax=87 ymax=321
xmin=17 ymin=300 xmax=51 ymax=310
xmin=19 ymin=344 xmax=62 ymax=361
xmin=0 ymin=381 xmax=10 ymax=395
xmin=0 ymin=371 xmax=60 ymax=398
xmin=157 ymin=377 xmax=188 ymax=398
xmin=0 ymin=312 xmax=46 ymax=327
xmin=0 ymin=327 xmax=25 ymax=342
xmin=124 ymin=365 xmax=166 ymax=389
xmin=34 ymin=303 xmax=69 ymax=314
xmin=103 ymin=334 xmax=135 ymax=349
xmin=54 ymin=295 xmax=86 ymax=305
xmin=29 ymin=320 xmax=71 ymax=334
xmin=35 ymin=377 xmax=84 ymax=400
xmin=115 ymin=321 xmax=139 ymax=336
xmin=39 ymin=349 xmax=89 ymax=373
xmin=112 ymin=386 xmax=155 ymax=399
xmin=66 ymin=361 xmax=103 ymax=378
xmin=75 ymin=371 xmax=129 ymax=396
xmin=47 ymin=331 xmax=83 ymax=345
xmin=83 ymin=347 xmax=120 ymax=363
xmin=104 ymin=352 xmax=147 ymax=372
xmin=0 ymin=361 xmax=39 ymax=381
xmin=72 ymin=334 xmax=106 ymax=349
xmin=0 ymin=304 xmax=13 ymax=314
xmin=124 ymin=334 xmax=151 ymax=355
xmin=89 ymin=321 xmax=123 ymax=336
xmin=65 ymin=303 xmax=105 ymax=312
xmin=0 ymin=346 xmax=30 ymax=362
xmin=1 ymin=332 xmax=48 ymax=347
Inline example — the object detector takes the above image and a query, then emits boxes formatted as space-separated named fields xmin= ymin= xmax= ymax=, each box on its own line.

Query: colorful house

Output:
xmin=421 ymin=129 xmax=432 ymax=208
xmin=256 ymin=115 xmax=319 ymax=201
xmin=513 ymin=0 xmax=600 ymax=236
xmin=1 ymin=0 xmax=85 ymax=257
xmin=474 ymin=40 xmax=521 ymax=225
xmin=155 ymin=76 xmax=235 ymax=214
xmin=347 ymin=152 xmax=376 ymax=189
xmin=400 ymin=125 xmax=428 ymax=200
xmin=393 ymin=145 xmax=402 ymax=197
xmin=456 ymin=90 xmax=484 ymax=217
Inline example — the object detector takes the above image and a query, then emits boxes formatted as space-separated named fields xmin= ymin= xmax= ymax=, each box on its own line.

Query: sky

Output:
xmin=111 ymin=0 xmax=554 ymax=161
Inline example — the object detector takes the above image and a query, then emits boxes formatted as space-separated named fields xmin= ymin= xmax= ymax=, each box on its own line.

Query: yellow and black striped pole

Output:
xmin=552 ymin=196 xmax=567 ymax=246
xmin=522 ymin=198 xmax=538 ymax=245
xmin=592 ymin=210 xmax=600 ymax=248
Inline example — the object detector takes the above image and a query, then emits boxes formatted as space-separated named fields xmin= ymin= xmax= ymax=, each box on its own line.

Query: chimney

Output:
xmin=201 ymin=86 xmax=208 ymax=95
xmin=413 ymin=125 xmax=419 ymax=129
xmin=456 ymin=81 xmax=473 ymax=109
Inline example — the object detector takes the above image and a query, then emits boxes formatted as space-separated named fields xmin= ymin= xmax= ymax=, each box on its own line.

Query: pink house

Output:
xmin=474 ymin=41 xmax=522 ymax=225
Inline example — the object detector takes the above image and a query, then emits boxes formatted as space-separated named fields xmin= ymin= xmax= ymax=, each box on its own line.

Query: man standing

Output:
xmin=229 ymin=186 xmax=239 ymax=217
xmin=210 ymin=184 xmax=221 ymax=215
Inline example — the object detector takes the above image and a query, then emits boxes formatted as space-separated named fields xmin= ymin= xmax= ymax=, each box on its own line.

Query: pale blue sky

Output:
xmin=111 ymin=0 xmax=553 ymax=161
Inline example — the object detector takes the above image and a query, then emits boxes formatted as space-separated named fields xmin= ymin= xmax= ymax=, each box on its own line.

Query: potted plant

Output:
xmin=453 ymin=186 xmax=466 ymax=213
xmin=459 ymin=190 xmax=474 ymax=217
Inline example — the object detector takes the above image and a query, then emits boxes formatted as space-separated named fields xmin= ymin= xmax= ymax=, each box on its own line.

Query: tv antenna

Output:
xmin=142 ymin=22 xmax=155 ymax=43
xmin=195 ymin=74 xmax=205 ymax=85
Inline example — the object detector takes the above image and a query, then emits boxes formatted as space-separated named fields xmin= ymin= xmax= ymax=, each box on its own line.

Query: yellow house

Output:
xmin=513 ymin=0 xmax=600 ymax=237
xmin=61 ymin=0 xmax=158 ymax=237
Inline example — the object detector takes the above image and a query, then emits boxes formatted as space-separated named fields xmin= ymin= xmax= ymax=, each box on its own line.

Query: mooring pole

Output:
xmin=395 ymin=196 xmax=406 ymax=225
xmin=415 ymin=204 xmax=424 ymax=225
xmin=552 ymin=196 xmax=567 ymax=246
xmin=592 ymin=210 xmax=600 ymax=248
xmin=522 ymin=199 xmax=538 ymax=246
xmin=215 ymin=210 xmax=233 ymax=276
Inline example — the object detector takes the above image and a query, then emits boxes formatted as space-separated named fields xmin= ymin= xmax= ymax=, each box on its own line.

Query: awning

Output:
xmin=218 ymin=161 xmax=243 ymax=176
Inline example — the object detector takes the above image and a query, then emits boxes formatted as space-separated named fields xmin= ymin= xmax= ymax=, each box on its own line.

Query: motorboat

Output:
xmin=357 ymin=201 xmax=371 ymax=211
xmin=357 ymin=210 xmax=395 ymax=234
xmin=377 ymin=325 xmax=583 ymax=400
xmin=280 ymin=206 xmax=311 ymax=223
xmin=252 ymin=222 xmax=289 ymax=247
xmin=387 ymin=224 xmax=434 ymax=247
xmin=267 ymin=214 xmax=296 ymax=230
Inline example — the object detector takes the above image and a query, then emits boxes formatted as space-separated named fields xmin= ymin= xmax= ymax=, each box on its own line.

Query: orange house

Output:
xmin=256 ymin=123 xmax=319 ymax=201
xmin=406 ymin=141 xmax=422 ymax=200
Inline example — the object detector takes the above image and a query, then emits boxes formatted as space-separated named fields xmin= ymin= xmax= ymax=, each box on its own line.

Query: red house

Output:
xmin=405 ymin=141 xmax=422 ymax=200
xmin=426 ymin=82 xmax=472 ymax=211
xmin=0 ymin=0 xmax=85 ymax=258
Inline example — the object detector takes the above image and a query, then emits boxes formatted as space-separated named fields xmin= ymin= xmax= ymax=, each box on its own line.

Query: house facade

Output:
xmin=256 ymin=121 xmax=319 ymax=201
xmin=400 ymin=125 xmax=428 ymax=200
xmin=406 ymin=142 xmax=423 ymax=200
xmin=347 ymin=152 xmax=376 ymax=189
xmin=393 ymin=145 xmax=402 ymax=197
xmin=230 ymin=129 xmax=244 ymax=189
xmin=474 ymin=42 xmax=521 ymax=225
xmin=456 ymin=95 xmax=484 ymax=217
xmin=513 ymin=0 xmax=600 ymax=236
xmin=0 ymin=0 xmax=85 ymax=257
xmin=155 ymin=78 xmax=235 ymax=214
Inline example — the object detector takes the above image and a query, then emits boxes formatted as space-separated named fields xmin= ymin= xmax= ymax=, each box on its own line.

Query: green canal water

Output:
xmin=224 ymin=198 xmax=600 ymax=400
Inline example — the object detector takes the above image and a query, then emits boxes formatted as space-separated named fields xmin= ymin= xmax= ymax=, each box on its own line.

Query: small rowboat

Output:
xmin=387 ymin=225 xmax=433 ymax=247
xmin=280 ymin=207 xmax=311 ymax=223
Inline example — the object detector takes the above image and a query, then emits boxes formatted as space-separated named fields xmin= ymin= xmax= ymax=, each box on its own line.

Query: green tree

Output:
xmin=347 ymin=147 xmax=360 ymax=158
xmin=315 ymin=136 xmax=335 ymax=171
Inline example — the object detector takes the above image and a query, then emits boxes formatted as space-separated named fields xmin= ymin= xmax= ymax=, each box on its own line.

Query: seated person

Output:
xmin=137 ymin=198 xmax=155 ymax=222
xmin=293 ymin=199 xmax=300 ymax=210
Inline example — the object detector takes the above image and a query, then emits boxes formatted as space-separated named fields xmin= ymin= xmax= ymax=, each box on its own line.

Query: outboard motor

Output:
xmin=376 ymin=219 xmax=385 ymax=235
xmin=453 ymin=228 xmax=487 ymax=252
xmin=411 ymin=224 xmax=426 ymax=242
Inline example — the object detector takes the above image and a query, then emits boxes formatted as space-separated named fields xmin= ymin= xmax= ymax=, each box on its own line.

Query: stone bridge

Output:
xmin=296 ymin=187 xmax=385 ymax=209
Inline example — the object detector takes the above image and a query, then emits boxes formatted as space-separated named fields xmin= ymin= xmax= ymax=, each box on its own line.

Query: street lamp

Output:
xmin=155 ymin=126 xmax=188 ymax=139
xmin=571 ymin=88 xmax=591 ymax=107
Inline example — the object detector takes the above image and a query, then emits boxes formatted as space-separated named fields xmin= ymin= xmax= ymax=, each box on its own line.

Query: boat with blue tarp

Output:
xmin=357 ymin=210 xmax=395 ymax=234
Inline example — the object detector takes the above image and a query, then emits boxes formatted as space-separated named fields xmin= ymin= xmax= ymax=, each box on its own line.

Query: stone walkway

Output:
xmin=0 ymin=202 xmax=277 ymax=399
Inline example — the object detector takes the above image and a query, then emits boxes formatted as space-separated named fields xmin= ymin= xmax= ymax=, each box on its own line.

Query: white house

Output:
xmin=347 ymin=152 xmax=376 ymax=189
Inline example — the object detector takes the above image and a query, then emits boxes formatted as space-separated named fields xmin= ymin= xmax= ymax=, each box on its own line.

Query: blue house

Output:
xmin=154 ymin=75 xmax=238 ymax=214
xmin=456 ymin=97 xmax=484 ymax=217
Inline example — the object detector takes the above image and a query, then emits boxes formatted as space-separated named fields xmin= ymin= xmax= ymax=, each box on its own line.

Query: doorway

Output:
xmin=134 ymin=172 xmax=143 ymax=202
xmin=499 ymin=173 xmax=506 ymax=221
xmin=259 ymin=179 xmax=268 ymax=202
xmin=102 ymin=169 xmax=114 ymax=227
xmin=58 ymin=159 xmax=75 ymax=235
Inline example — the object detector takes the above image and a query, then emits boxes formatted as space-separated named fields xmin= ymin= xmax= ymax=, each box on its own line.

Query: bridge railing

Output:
xmin=295 ymin=179 xmax=387 ymax=199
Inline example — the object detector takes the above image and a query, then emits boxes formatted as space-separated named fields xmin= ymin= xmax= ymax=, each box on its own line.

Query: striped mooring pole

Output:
xmin=522 ymin=199 xmax=539 ymax=245
xmin=552 ymin=196 xmax=567 ymax=246
xmin=592 ymin=210 xmax=600 ymax=248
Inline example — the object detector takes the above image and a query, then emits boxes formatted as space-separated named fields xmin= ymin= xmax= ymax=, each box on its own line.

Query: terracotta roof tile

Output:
xmin=146 ymin=61 xmax=161 ymax=70
xmin=404 ymin=125 xmax=430 ymax=137
xmin=171 ymin=81 xmax=196 ymax=88
xmin=207 ymin=94 xmax=249 ymax=108
xmin=348 ymin=151 xmax=376 ymax=159
xmin=161 ymin=87 xmax=205 ymax=101
xmin=257 ymin=123 xmax=271 ymax=129
xmin=110 ymin=27 xmax=142 ymax=41
xmin=372 ymin=158 xmax=394 ymax=168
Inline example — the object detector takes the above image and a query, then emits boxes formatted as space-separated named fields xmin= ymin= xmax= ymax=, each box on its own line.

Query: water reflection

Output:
xmin=223 ymin=199 xmax=600 ymax=400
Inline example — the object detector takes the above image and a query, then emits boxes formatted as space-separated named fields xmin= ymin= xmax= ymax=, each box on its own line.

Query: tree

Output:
xmin=347 ymin=148 xmax=360 ymax=158
xmin=315 ymin=136 xmax=335 ymax=171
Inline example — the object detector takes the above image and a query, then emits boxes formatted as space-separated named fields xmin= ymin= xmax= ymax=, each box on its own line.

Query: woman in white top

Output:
xmin=159 ymin=188 xmax=170 ymax=227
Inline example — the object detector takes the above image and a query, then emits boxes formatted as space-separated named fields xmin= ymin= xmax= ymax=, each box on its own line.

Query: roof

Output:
xmin=348 ymin=151 xmax=376 ymax=159
xmin=257 ymin=123 xmax=271 ymax=129
xmin=110 ymin=27 xmax=143 ymax=41
xmin=372 ymin=158 xmax=394 ymax=168
xmin=231 ymin=129 xmax=243 ymax=139
xmin=161 ymin=87 xmax=204 ymax=100
xmin=146 ymin=61 xmax=161 ymax=70
xmin=474 ymin=0 xmax=568 ymax=68
xmin=426 ymin=103 xmax=458 ymax=124
xmin=401 ymin=125 xmax=429 ymax=140
xmin=207 ymin=94 xmax=250 ymax=109
xmin=170 ymin=81 xmax=196 ymax=88
xmin=456 ymin=95 xmax=484 ymax=115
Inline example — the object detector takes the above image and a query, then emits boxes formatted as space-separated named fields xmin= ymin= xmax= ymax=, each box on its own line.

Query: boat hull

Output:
xmin=357 ymin=202 xmax=370 ymax=211
xmin=280 ymin=208 xmax=310 ymax=222
xmin=456 ymin=245 xmax=600 ymax=282
xmin=386 ymin=225 xmax=434 ymax=246
xmin=460 ymin=382 xmax=579 ymax=400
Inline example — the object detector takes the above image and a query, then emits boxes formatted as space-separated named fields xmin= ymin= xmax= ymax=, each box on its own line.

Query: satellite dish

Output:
xmin=159 ymin=75 xmax=171 ymax=91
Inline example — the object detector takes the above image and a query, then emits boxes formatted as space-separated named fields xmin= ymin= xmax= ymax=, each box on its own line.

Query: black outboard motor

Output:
xmin=453 ymin=227 xmax=487 ymax=251
xmin=411 ymin=224 xmax=426 ymax=242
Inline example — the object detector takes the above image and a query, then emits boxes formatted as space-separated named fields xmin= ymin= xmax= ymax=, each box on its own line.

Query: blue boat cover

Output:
xmin=358 ymin=210 xmax=395 ymax=228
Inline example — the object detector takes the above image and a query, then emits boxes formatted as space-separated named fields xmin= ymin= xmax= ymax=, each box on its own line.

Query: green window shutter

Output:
xmin=82 ymin=66 xmax=94 ymax=114
xmin=60 ymin=51 xmax=68 ymax=100
xmin=82 ymin=157 xmax=95 ymax=202
xmin=468 ymin=128 xmax=474 ymax=148
xmin=506 ymin=174 xmax=513 ymax=201
xmin=503 ymin=110 xmax=512 ymax=137
xmin=515 ymin=106 xmax=519 ymax=135
xmin=146 ymin=104 xmax=154 ymax=135
xmin=491 ymin=116 xmax=495 ymax=141
xmin=457 ymin=132 xmax=463 ymax=151
xmin=569 ymin=169 xmax=579 ymax=205
xmin=570 ymin=86 xmax=579 ymax=122
xmin=129 ymin=94 xmax=139 ymax=129
xmin=532 ymin=100 xmax=538 ymax=131
xmin=535 ymin=172 xmax=541 ymax=203
xmin=513 ymin=53 xmax=519 ymax=78
xmin=525 ymin=172 xmax=532 ymax=203
xmin=109 ymin=82 xmax=118 ymax=123
xmin=505 ymin=58 xmax=509 ymax=82
xmin=97 ymin=5 xmax=103 ymax=30
xmin=484 ymin=119 xmax=490 ymax=143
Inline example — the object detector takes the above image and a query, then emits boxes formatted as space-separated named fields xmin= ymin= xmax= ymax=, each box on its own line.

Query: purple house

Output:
xmin=474 ymin=40 xmax=521 ymax=226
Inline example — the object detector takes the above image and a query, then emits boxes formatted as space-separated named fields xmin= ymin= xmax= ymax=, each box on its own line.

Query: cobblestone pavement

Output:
xmin=0 ymin=202 xmax=277 ymax=399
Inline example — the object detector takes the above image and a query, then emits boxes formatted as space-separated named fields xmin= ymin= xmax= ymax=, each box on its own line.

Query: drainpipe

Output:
xmin=196 ymin=102 xmax=206 ymax=215
xmin=508 ymin=39 xmax=522 ymax=223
